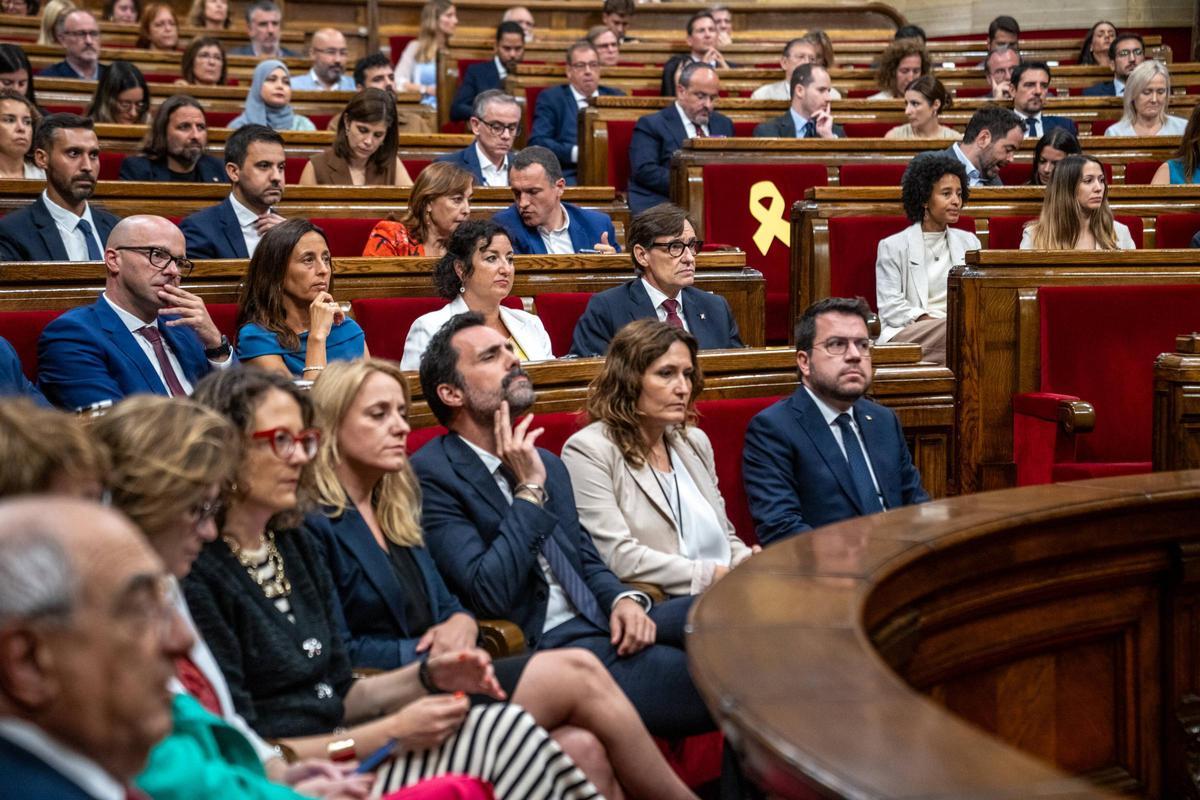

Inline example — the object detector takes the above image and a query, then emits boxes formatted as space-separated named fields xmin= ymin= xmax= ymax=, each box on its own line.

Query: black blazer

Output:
xmin=627 ymin=104 xmax=735 ymax=214
xmin=178 ymin=196 xmax=249 ymax=260
xmin=753 ymin=112 xmax=846 ymax=138
xmin=659 ymin=54 xmax=738 ymax=96
xmin=451 ymin=59 xmax=502 ymax=122
xmin=118 ymin=154 xmax=229 ymax=183
xmin=1082 ymin=80 xmax=1117 ymax=97
xmin=0 ymin=196 xmax=118 ymax=261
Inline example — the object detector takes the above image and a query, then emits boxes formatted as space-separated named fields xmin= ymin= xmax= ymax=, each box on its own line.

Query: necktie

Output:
xmin=1026 ymin=117 xmax=1038 ymax=137
xmin=661 ymin=298 xmax=683 ymax=328
xmin=75 ymin=217 xmax=102 ymax=261
xmin=694 ymin=125 xmax=707 ymax=138
xmin=803 ymin=120 xmax=817 ymax=138
xmin=138 ymin=325 xmax=187 ymax=397
xmin=175 ymin=655 xmax=223 ymax=716
xmin=834 ymin=413 xmax=885 ymax=513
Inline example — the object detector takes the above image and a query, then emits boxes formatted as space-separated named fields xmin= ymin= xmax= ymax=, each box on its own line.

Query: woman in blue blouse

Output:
xmin=236 ymin=219 xmax=368 ymax=377
xmin=1152 ymin=104 xmax=1200 ymax=185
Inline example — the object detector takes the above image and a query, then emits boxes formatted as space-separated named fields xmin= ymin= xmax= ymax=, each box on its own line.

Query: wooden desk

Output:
xmin=1155 ymin=334 xmax=1200 ymax=471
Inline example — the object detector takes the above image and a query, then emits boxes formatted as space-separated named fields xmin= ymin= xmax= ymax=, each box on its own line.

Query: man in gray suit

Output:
xmin=753 ymin=64 xmax=845 ymax=139
xmin=945 ymin=104 xmax=1022 ymax=187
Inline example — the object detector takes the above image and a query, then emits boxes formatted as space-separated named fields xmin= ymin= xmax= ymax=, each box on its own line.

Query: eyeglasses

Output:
xmin=569 ymin=60 xmax=601 ymax=71
xmin=816 ymin=337 xmax=873 ymax=356
xmin=251 ymin=427 xmax=321 ymax=459
xmin=647 ymin=238 xmax=703 ymax=258
xmin=477 ymin=118 xmax=520 ymax=136
xmin=312 ymin=47 xmax=349 ymax=57
xmin=113 ymin=98 xmax=149 ymax=113
xmin=186 ymin=497 xmax=223 ymax=526
xmin=60 ymin=29 xmax=101 ymax=40
xmin=114 ymin=246 xmax=194 ymax=277
xmin=1116 ymin=48 xmax=1144 ymax=58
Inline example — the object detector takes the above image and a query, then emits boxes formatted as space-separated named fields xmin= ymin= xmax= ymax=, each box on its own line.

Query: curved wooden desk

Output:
xmin=689 ymin=471 xmax=1200 ymax=798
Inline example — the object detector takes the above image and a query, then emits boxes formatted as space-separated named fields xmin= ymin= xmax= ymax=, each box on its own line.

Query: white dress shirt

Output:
xmin=538 ymin=205 xmax=573 ymax=254
xmin=950 ymin=142 xmax=985 ymax=186
xmin=673 ymin=101 xmax=708 ymax=138
xmin=803 ymin=385 xmax=885 ymax=505
xmin=789 ymin=107 xmax=817 ymax=138
xmin=228 ymin=193 xmax=267 ymax=257
xmin=656 ymin=445 xmax=730 ymax=564
xmin=641 ymin=277 xmax=690 ymax=331
xmin=475 ymin=142 xmax=509 ymax=187
xmin=494 ymin=56 xmax=508 ymax=81
xmin=41 ymin=190 xmax=103 ymax=262
xmin=0 ymin=718 xmax=125 ymax=800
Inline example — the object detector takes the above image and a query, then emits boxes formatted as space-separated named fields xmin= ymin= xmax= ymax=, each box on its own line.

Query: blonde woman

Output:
xmin=393 ymin=0 xmax=456 ymax=107
xmin=1104 ymin=59 xmax=1186 ymax=137
xmin=38 ymin=0 xmax=74 ymax=45
xmin=1020 ymin=154 xmax=1135 ymax=250
xmin=187 ymin=0 xmax=228 ymax=29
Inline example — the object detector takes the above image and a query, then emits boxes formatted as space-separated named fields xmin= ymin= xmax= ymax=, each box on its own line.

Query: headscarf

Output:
xmin=234 ymin=59 xmax=296 ymax=130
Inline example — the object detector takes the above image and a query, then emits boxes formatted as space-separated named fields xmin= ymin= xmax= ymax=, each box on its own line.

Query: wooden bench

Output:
xmin=0 ymin=12 xmax=315 ymax=52
xmin=1153 ymin=333 xmax=1200 ymax=471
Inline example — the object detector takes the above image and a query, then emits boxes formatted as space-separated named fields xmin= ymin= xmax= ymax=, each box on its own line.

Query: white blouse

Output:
xmin=653 ymin=444 xmax=731 ymax=566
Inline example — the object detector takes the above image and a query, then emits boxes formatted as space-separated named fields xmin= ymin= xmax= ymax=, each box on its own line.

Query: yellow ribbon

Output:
xmin=749 ymin=180 xmax=790 ymax=257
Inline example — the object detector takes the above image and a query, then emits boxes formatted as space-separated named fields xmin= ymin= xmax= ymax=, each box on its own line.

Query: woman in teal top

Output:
xmin=236 ymin=219 xmax=368 ymax=378
xmin=1152 ymin=104 xmax=1200 ymax=185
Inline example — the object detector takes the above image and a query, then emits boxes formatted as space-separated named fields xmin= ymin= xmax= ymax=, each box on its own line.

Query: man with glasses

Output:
xmin=1084 ymin=33 xmax=1146 ymax=97
xmin=529 ymin=41 xmax=623 ymax=185
xmin=742 ymin=296 xmax=929 ymax=545
xmin=0 ymin=114 xmax=117 ymax=262
xmin=292 ymin=28 xmax=354 ymax=91
xmin=40 ymin=9 xmax=105 ymax=79
xmin=436 ymin=90 xmax=521 ymax=187
xmin=38 ymin=214 xmax=233 ymax=410
xmin=984 ymin=45 xmax=1020 ymax=100
xmin=628 ymin=62 xmax=733 ymax=214
xmin=569 ymin=202 xmax=741 ymax=356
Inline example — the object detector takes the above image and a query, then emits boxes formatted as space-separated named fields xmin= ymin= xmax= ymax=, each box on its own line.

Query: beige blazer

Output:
xmin=561 ymin=421 xmax=753 ymax=596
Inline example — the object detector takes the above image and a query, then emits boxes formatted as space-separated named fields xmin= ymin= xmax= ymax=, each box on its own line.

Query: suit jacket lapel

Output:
xmin=626 ymin=459 xmax=676 ymax=529
xmin=95 ymin=298 xmax=167 ymax=395
xmin=904 ymin=224 xmax=929 ymax=308
xmin=336 ymin=509 xmax=412 ymax=633
xmin=627 ymin=279 xmax=658 ymax=323
xmin=219 ymin=198 xmax=249 ymax=259
xmin=790 ymin=388 xmax=867 ymax=515
xmin=32 ymin=197 xmax=69 ymax=261
xmin=663 ymin=105 xmax=687 ymax=149
xmin=443 ymin=434 xmax=511 ymax=518
xmin=780 ymin=113 xmax=797 ymax=137
xmin=680 ymin=288 xmax=711 ymax=346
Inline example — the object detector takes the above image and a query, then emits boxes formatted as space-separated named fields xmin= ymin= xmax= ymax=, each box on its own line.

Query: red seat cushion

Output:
xmin=1116 ymin=215 xmax=1144 ymax=247
xmin=605 ymin=119 xmax=636 ymax=192
xmin=657 ymin=732 xmax=724 ymax=788
xmin=285 ymin=157 xmax=308 ymax=185
xmin=388 ymin=35 xmax=414 ymax=66
xmin=407 ymin=411 xmax=585 ymax=457
xmin=694 ymin=395 xmax=781 ymax=546
xmin=1091 ymin=119 xmax=1118 ymax=136
xmin=998 ymin=162 xmax=1034 ymax=186
xmin=404 ymin=159 xmax=432 ymax=178
xmin=99 ymin=151 xmax=125 ymax=181
xmin=352 ymin=297 xmax=445 ymax=362
xmin=731 ymin=120 xmax=757 ymax=137
xmin=533 ymin=293 xmax=591 ymax=356
xmin=0 ymin=309 xmax=63 ymax=380
xmin=207 ymin=110 xmax=239 ymax=127
xmin=1124 ymin=161 xmax=1162 ymax=185
xmin=839 ymin=163 xmax=907 ymax=187
xmin=311 ymin=217 xmax=382 ymax=258
xmin=1156 ymin=213 xmax=1200 ymax=248
xmin=988 ymin=215 xmax=1037 ymax=249
xmin=206 ymin=303 xmax=239 ymax=343
xmin=525 ymin=85 xmax=545 ymax=126
xmin=840 ymin=121 xmax=895 ymax=138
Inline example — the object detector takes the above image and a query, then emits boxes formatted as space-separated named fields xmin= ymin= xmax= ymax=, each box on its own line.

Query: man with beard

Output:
xmin=179 ymin=125 xmax=286 ymax=259
xmin=0 ymin=114 xmax=117 ymax=261
xmin=119 ymin=96 xmax=228 ymax=183
xmin=742 ymin=297 xmax=929 ymax=544
xmin=945 ymin=104 xmax=1022 ymax=187
xmin=1084 ymin=33 xmax=1145 ymax=97
xmin=1010 ymin=61 xmax=1078 ymax=138
xmin=450 ymin=22 xmax=526 ymax=123
xmin=411 ymin=312 xmax=715 ymax=740
xmin=292 ymin=29 xmax=355 ymax=91
xmin=40 ymin=9 xmax=106 ymax=80
xmin=37 ymin=214 xmax=233 ymax=409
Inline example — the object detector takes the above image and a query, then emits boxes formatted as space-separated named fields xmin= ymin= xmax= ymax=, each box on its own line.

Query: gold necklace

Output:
xmin=223 ymin=530 xmax=292 ymax=599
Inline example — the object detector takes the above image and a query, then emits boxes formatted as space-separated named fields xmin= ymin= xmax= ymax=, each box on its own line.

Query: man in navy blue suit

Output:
xmin=628 ymin=62 xmax=733 ymax=214
xmin=118 ymin=96 xmax=228 ymax=184
xmin=436 ymin=90 xmax=522 ymax=187
xmin=39 ymin=9 xmax=106 ymax=80
xmin=752 ymin=64 xmax=846 ymax=139
xmin=38 ymin=215 xmax=234 ymax=410
xmin=411 ymin=312 xmax=714 ymax=739
xmin=1011 ymin=61 xmax=1078 ymax=139
xmin=493 ymin=146 xmax=619 ymax=255
xmin=179 ymin=124 xmax=286 ymax=260
xmin=0 ymin=114 xmax=118 ymax=262
xmin=0 ymin=337 xmax=46 ymax=404
xmin=743 ymin=297 xmax=929 ymax=544
xmin=450 ymin=22 xmax=526 ymax=123
xmin=0 ymin=497 xmax=191 ymax=799
xmin=528 ymin=41 xmax=624 ymax=185
xmin=570 ymin=202 xmax=741 ymax=356
xmin=1083 ymin=33 xmax=1145 ymax=97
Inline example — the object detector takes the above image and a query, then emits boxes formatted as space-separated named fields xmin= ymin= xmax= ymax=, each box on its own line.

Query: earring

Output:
xmin=459 ymin=286 xmax=465 ymax=294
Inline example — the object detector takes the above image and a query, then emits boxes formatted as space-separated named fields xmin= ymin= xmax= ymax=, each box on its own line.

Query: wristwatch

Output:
xmin=204 ymin=334 xmax=232 ymax=360
xmin=515 ymin=482 xmax=548 ymax=506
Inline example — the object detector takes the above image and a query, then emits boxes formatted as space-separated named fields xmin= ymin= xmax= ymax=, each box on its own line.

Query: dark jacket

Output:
xmin=627 ymin=104 xmax=734 ymax=213
xmin=659 ymin=54 xmax=737 ymax=96
xmin=450 ymin=59 xmax=503 ymax=122
xmin=0 ymin=336 xmax=47 ymax=405
xmin=528 ymin=83 xmax=624 ymax=183
xmin=0 ymin=195 xmax=119 ymax=262
xmin=1082 ymin=80 xmax=1118 ymax=97
xmin=118 ymin=154 xmax=229 ymax=183
xmin=493 ymin=201 xmax=619 ymax=255
xmin=434 ymin=143 xmax=495 ymax=185
xmin=178 ymin=197 xmax=250 ymax=260
xmin=753 ymin=111 xmax=846 ymax=138
xmin=38 ymin=61 xmax=106 ymax=79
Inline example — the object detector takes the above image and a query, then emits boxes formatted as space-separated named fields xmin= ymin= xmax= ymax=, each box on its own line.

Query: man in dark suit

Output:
xmin=411 ymin=312 xmax=714 ymax=739
xmin=570 ymin=202 xmax=741 ymax=356
xmin=1083 ymin=33 xmax=1145 ymax=97
xmin=179 ymin=125 xmax=286 ymax=260
xmin=450 ymin=22 xmax=526 ymax=123
xmin=743 ymin=297 xmax=929 ymax=544
xmin=38 ymin=215 xmax=233 ymax=410
xmin=493 ymin=146 xmax=618 ymax=255
xmin=118 ymin=96 xmax=228 ymax=184
xmin=659 ymin=11 xmax=734 ymax=96
xmin=0 ymin=114 xmax=118 ymax=262
xmin=0 ymin=337 xmax=46 ymax=404
xmin=435 ymin=90 xmax=521 ymax=187
xmin=39 ymin=9 xmax=105 ymax=80
xmin=1011 ymin=61 xmax=1078 ymax=138
xmin=945 ymin=104 xmax=1022 ymax=187
xmin=528 ymin=41 xmax=624 ymax=185
xmin=227 ymin=0 xmax=298 ymax=58
xmin=628 ymin=62 xmax=733 ymax=214
xmin=0 ymin=497 xmax=192 ymax=799
xmin=753 ymin=64 xmax=846 ymax=139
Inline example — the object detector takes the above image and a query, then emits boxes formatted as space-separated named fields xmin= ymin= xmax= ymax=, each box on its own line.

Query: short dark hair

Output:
xmin=353 ymin=52 xmax=391 ymax=88
xmin=244 ymin=0 xmax=280 ymax=23
xmin=962 ymin=103 xmax=1021 ymax=144
xmin=34 ymin=112 xmax=93 ymax=155
xmin=432 ymin=219 xmax=510 ymax=300
xmin=602 ymin=0 xmax=634 ymax=15
xmin=900 ymin=152 xmax=969 ymax=223
xmin=0 ymin=44 xmax=37 ymax=106
xmin=627 ymin=202 xmax=693 ymax=275
xmin=903 ymin=74 xmax=951 ymax=111
xmin=685 ymin=10 xmax=713 ymax=35
xmin=789 ymin=62 xmax=824 ymax=95
xmin=895 ymin=24 xmax=926 ymax=42
xmin=1011 ymin=60 xmax=1050 ymax=87
xmin=223 ymin=123 xmax=283 ymax=167
xmin=141 ymin=94 xmax=205 ymax=160
xmin=418 ymin=312 xmax=486 ymax=425
xmin=495 ymin=20 xmax=524 ymax=41
xmin=678 ymin=60 xmax=715 ymax=89
xmin=795 ymin=297 xmax=871 ymax=353
xmin=1109 ymin=32 xmax=1144 ymax=62
xmin=509 ymin=145 xmax=562 ymax=182
xmin=988 ymin=15 xmax=1020 ymax=41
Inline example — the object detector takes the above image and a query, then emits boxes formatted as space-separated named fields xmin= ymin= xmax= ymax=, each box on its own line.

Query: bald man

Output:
xmin=37 ymin=215 xmax=233 ymax=410
xmin=502 ymin=6 xmax=536 ymax=41
xmin=292 ymin=28 xmax=355 ymax=91
xmin=0 ymin=498 xmax=192 ymax=798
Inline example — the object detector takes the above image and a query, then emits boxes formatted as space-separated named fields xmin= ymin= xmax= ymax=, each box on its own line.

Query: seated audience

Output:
xmin=293 ymin=28 xmax=355 ymax=91
xmin=807 ymin=29 xmax=838 ymax=70
xmin=177 ymin=35 xmax=227 ymax=86
xmin=561 ymin=319 xmax=755 ymax=595
xmin=105 ymin=0 xmax=138 ymax=23
xmin=1083 ymin=32 xmax=1144 ymax=96
xmin=354 ymin=51 xmax=396 ymax=92
xmin=362 ymin=162 xmax=471 ymax=258
xmin=895 ymin=24 xmax=926 ymax=42
xmin=436 ymin=89 xmax=520 ymax=187
xmin=660 ymin=12 xmax=732 ymax=97
xmin=946 ymin=104 xmax=1022 ymax=187
xmin=586 ymin=24 xmax=620 ymax=67
xmin=450 ymin=21 xmax=525 ymax=123
xmin=0 ymin=89 xmax=42 ymax=179
xmin=411 ymin=311 xmax=716 ymax=741
xmin=869 ymin=37 xmax=928 ymax=100
xmin=570 ymin=203 xmax=742 ymax=356
xmin=886 ymin=75 xmax=959 ymax=139
xmin=299 ymin=89 xmax=413 ymax=186
xmin=37 ymin=0 xmax=72 ymax=46
xmin=2 ymin=0 xmax=39 ymax=14
xmin=41 ymin=8 xmax=104 ymax=79
xmin=1028 ymin=128 xmax=1081 ymax=185
xmin=751 ymin=36 xmax=842 ymax=102
xmin=0 ymin=337 xmax=44 ymax=402
xmin=306 ymin=358 xmax=701 ymax=800
xmin=984 ymin=45 xmax=1020 ymax=100
xmin=494 ymin=146 xmax=619 ymax=255
xmin=754 ymin=63 xmax=845 ymax=139
xmin=602 ymin=0 xmax=635 ymax=42
xmin=629 ymin=63 xmax=733 ymax=214
xmin=876 ymin=152 xmax=978 ymax=365
xmin=1021 ymin=154 xmax=1136 ymax=250
xmin=402 ymin=219 xmax=551 ymax=369
xmin=0 ymin=400 xmax=104 ymax=496
xmin=86 ymin=60 xmax=150 ymax=125
xmin=0 ymin=113 xmax=117 ymax=261
xmin=987 ymin=15 xmax=1020 ymax=51
xmin=503 ymin=6 xmax=535 ymax=41
xmin=1011 ymin=61 xmax=1077 ymax=138
xmin=1153 ymin=105 xmax=1200 ymax=185
xmin=743 ymin=297 xmax=930 ymax=543
xmin=137 ymin=2 xmax=178 ymax=50
xmin=0 ymin=44 xmax=37 ymax=107
xmin=1078 ymin=20 xmax=1116 ymax=67
xmin=236 ymin=219 xmax=367 ymax=377
xmin=711 ymin=4 xmax=732 ymax=47
xmin=179 ymin=124 xmax=286 ymax=259
xmin=1104 ymin=59 xmax=1186 ymax=137
xmin=38 ymin=214 xmax=232 ymax=409
xmin=529 ymin=41 xmax=623 ymax=185
xmin=188 ymin=0 xmax=229 ymax=29
xmin=229 ymin=0 xmax=297 ymax=58
xmin=120 ymin=95 xmax=226 ymax=183
xmin=230 ymin=60 xmax=316 ymax=131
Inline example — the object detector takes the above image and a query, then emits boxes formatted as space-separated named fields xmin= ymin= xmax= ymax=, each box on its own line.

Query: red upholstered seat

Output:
xmin=998 ymin=162 xmax=1034 ymax=186
xmin=1091 ymin=119 xmax=1118 ymax=135
xmin=0 ymin=309 xmax=63 ymax=380
xmin=404 ymin=159 xmax=432 ymax=178
xmin=604 ymin=119 xmax=636 ymax=191
xmin=1155 ymin=213 xmax=1200 ymax=248
xmin=533 ymin=293 xmax=591 ymax=356
xmin=285 ymin=157 xmax=308 ymax=185
xmin=841 ymin=121 xmax=895 ymax=138
xmin=1124 ymin=161 xmax=1163 ymax=185
xmin=408 ymin=410 xmax=585 ymax=456
xmin=388 ymin=35 xmax=414 ymax=66
xmin=310 ymin=217 xmax=381 ymax=257
xmin=1013 ymin=284 xmax=1200 ymax=485
xmin=353 ymin=296 xmax=524 ymax=363
xmin=205 ymin=303 xmax=240 ymax=343
xmin=207 ymin=110 xmax=239 ymax=127
xmin=657 ymin=732 xmax=724 ymax=789
xmin=955 ymin=86 xmax=995 ymax=98
xmin=695 ymin=395 xmax=780 ymax=546
xmin=99 ymin=151 xmax=125 ymax=180
xmin=405 ymin=425 xmax=447 ymax=452
xmin=838 ymin=163 xmax=907 ymax=187
xmin=142 ymin=72 xmax=178 ymax=84
xmin=988 ymin=216 xmax=1035 ymax=249
xmin=700 ymin=162 xmax=828 ymax=343
xmin=731 ymin=120 xmax=757 ymax=137
xmin=308 ymin=114 xmax=333 ymax=131
xmin=525 ymin=85 xmax=545 ymax=125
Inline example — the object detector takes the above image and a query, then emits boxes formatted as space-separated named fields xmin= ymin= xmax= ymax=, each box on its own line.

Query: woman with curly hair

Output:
xmin=869 ymin=37 xmax=929 ymax=100
xmin=875 ymin=151 xmax=980 ymax=364
xmin=1021 ymin=154 xmax=1135 ymax=250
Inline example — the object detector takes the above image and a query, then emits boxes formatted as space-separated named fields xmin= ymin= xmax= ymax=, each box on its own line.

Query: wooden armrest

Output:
xmin=478 ymin=619 xmax=525 ymax=657
xmin=1013 ymin=392 xmax=1096 ymax=434
xmin=625 ymin=581 xmax=668 ymax=605
xmin=1057 ymin=399 xmax=1096 ymax=434
xmin=867 ymin=313 xmax=881 ymax=339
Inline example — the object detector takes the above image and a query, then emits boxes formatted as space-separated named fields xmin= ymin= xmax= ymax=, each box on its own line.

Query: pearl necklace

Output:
xmin=223 ymin=530 xmax=292 ymax=599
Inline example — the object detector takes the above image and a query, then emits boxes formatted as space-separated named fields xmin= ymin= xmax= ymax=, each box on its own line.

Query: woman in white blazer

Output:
xmin=876 ymin=151 xmax=980 ymax=365
xmin=561 ymin=320 xmax=754 ymax=597
xmin=1020 ymin=154 xmax=1136 ymax=252
xmin=401 ymin=219 xmax=553 ymax=370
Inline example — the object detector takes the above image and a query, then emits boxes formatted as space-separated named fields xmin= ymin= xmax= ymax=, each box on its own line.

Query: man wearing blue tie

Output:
xmin=752 ymin=64 xmax=846 ymax=139
xmin=0 ymin=114 xmax=118 ymax=262
xmin=1011 ymin=61 xmax=1078 ymax=139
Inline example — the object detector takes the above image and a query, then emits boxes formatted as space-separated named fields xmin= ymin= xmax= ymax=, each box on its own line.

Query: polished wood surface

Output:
xmin=91 ymin=126 xmax=470 ymax=161
xmin=1155 ymin=334 xmax=1200 ymax=472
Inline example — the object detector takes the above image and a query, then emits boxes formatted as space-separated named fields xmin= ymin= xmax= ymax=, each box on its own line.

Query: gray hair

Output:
xmin=244 ymin=0 xmax=280 ymax=23
xmin=0 ymin=527 xmax=74 ymax=625
xmin=510 ymin=144 xmax=563 ymax=182
xmin=678 ymin=61 xmax=716 ymax=89
xmin=471 ymin=89 xmax=520 ymax=121
xmin=1121 ymin=59 xmax=1171 ymax=126
xmin=985 ymin=43 xmax=1021 ymax=73
xmin=566 ymin=40 xmax=596 ymax=64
